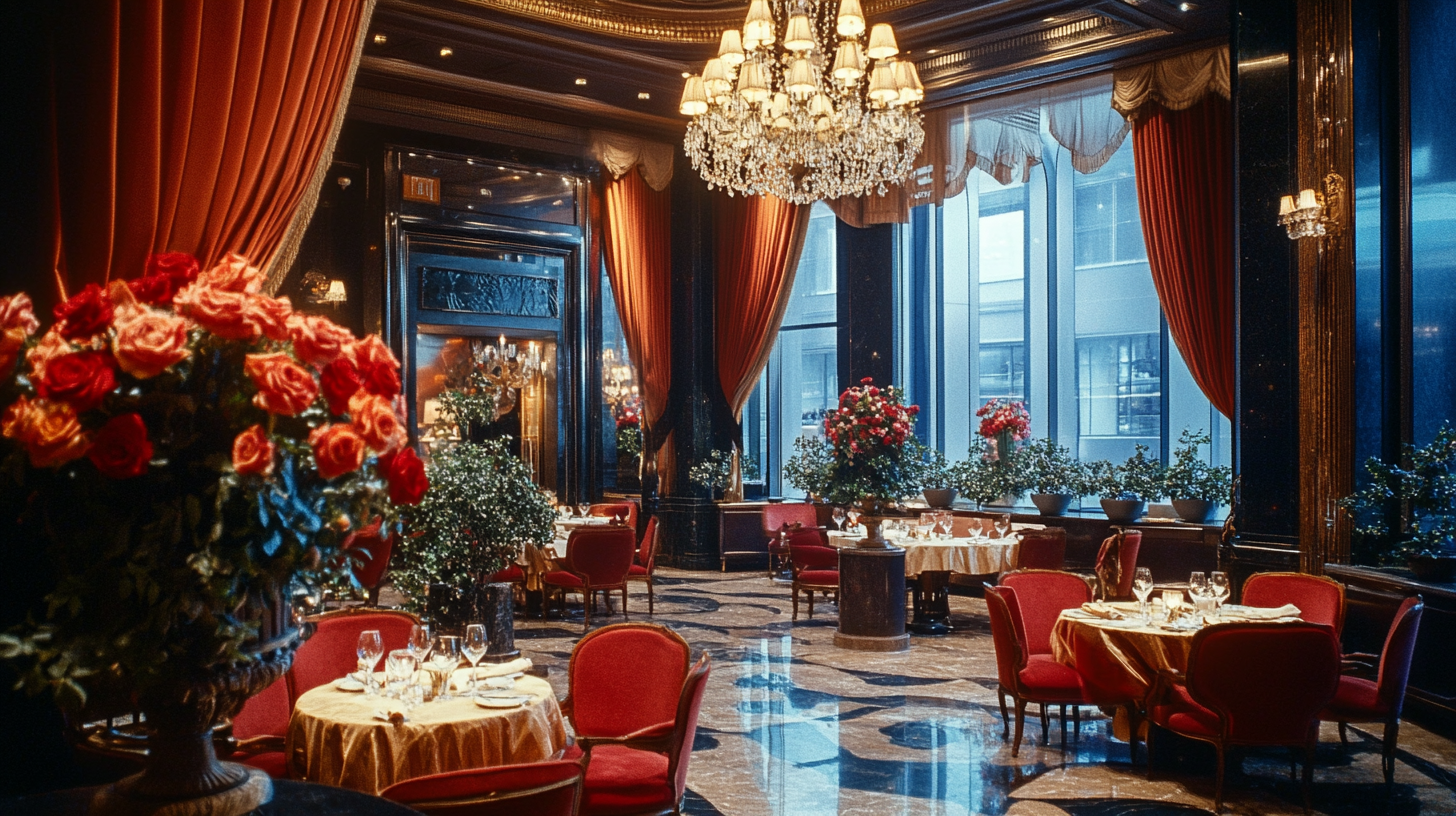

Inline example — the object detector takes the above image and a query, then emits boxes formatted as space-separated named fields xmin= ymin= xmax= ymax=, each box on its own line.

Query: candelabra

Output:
xmin=602 ymin=348 xmax=639 ymax=412
xmin=474 ymin=335 xmax=543 ymax=420
xmin=1278 ymin=173 xmax=1346 ymax=241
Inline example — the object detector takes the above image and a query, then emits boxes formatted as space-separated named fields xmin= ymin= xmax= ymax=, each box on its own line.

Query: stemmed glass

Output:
xmin=1210 ymin=571 xmax=1230 ymax=618
xmin=462 ymin=624 xmax=489 ymax=697
xmin=429 ymin=635 xmax=462 ymax=701
xmin=385 ymin=649 xmax=416 ymax=699
xmin=831 ymin=507 xmax=846 ymax=531
xmin=937 ymin=512 xmax=953 ymax=539
xmin=1132 ymin=567 xmax=1154 ymax=623
xmin=408 ymin=623 xmax=432 ymax=664
xmin=1162 ymin=589 xmax=1185 ymax=624
xmin=994 ymin=514 xmax=1011 ymax=539
xmin=846 ymin=508 xmax=862 ymax=533
xmin=356 ymin=630 xmax=383 ymax=696
xmin=577 ymin=503 xmax=591 ymax=519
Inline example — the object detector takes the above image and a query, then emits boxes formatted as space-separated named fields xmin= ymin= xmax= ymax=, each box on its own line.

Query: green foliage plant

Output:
xmin=1012 ymin=437 xmax=1087 ymax=495
xmin=1090 ymin=444 xmax=1167 ymax=501
xmin=782 ymin=435 xmax=834 ymax=498
xmin=948 ymin=438 xmax=1018 ymax=507
xmin=1164 ymin=428 xmax=1232 ymax=503
xmin=1340 ymin=423 xmax=1456 ymax=563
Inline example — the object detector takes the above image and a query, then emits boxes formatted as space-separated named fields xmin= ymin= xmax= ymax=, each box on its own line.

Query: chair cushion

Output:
xmin=491 ymin=564 xmax=525 ymax=583
xmin=1017 ymin=655 xmax=1085 ymax=702
xmin=1149 ymin=683 xmax=1221 ymax=738
xmin=627 ymin=564 xmax=648 ymax=576
xmin=542 ymin=570 xmax=584 ymax=588
xmin=580 ymin=744 xmax=674 ymax=816
xmin=232 ymin=750 xmax=288 ymax=779
xmin=1321 ymin=675 xmax=1387 ymax=721
xmin=796 ymin=569 xmax=839 ymax=586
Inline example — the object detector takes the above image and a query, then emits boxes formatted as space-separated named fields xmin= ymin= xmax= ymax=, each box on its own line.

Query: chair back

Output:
xmin=1016 ymin=528 xmax=1067 ymax=570
xmin=1241 ymin=572 xmax=1346 ymax=634
xmin=638 ymin=516 xmax=659 ymax=572
xmin=670 ymin=656 xmax=712 ymax=802
xmin=564 ymin=526 xmax=636 ymax=587
xmin=982 ymin=584 xmax=1029 ymax=690
xmin=343 ymin=519 xmax=395 ymax=592
xmin=231 ymin=674 xmax=290 ymax=740
xmin=290 ymin=608 xmax=418 ymax=699
xmin=380 ymin=760 xmax=584 ymax=816
xmin=589 ymin=501 xmax=638 ymax=532
xmin=787 ymin=529 xmax=838 ymax=572
xmin=1376 ymin=596 xmax=1424 ymax=716
xmin=762 ymin=502 xmax=818 ymax=536
xmin=1185 ymin=622 xmax=1340 ymax=745
xmin=1093 ymin=528 xmax=1142 ymax=599
xmin=567 ymin=623 xmax=690 ymax=739
xmin=999 ymin=570 xmax=1091 ymax=655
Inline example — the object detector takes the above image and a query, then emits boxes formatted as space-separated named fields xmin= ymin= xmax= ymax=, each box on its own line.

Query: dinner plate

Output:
xmin=335 ymin=677 xmax=366 ymax=692
xmin=474 ymin=694 xmax=531 ymax=708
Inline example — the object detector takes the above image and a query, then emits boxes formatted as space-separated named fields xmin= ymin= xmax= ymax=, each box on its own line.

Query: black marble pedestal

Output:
xmin=835 ymin=546 xmax=910 ymax=652
xmin=908 ymin=570 xmax=952 ymax=635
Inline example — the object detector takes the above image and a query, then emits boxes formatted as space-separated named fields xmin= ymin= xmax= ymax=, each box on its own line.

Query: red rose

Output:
xmin=146 ymin=252 xmax=200 ymax=287
xmin=309 ymin=423 xmax=366 ymax=480
xmin=87 ymin=413 xmax=152 ymax=479
xmin=244 ymin=352 xmax=319 ymax=416
xmin=348 ymin=336 xmax=401 ymax=397
xmin=174 ymin=283 xmax=257 ymax=341
xmin=244 ymin=294 xmax=293 ymax=342
xmin=378 ymin=447 xmax=428 ymax=505
xmin=287 ymin=313 xmax=355 ymax=368
xmin=320 ymin=358 xmax=363 ymax=415
xmin=127 ymin=275 xmax=176 ymax=305
xmin=53 ymin=283 xmax=114 ymax=340
xmin=232 ymin=424 xmax=275 ymax=477
xmin=36 ymin=351 xmax=117 ymax=412
xmin=360 ymin=362 xmax=401 ymax=397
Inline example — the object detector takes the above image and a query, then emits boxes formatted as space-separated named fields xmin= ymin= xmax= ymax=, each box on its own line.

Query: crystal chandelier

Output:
xmin=679 ymin=0 xmax=925 ymax=205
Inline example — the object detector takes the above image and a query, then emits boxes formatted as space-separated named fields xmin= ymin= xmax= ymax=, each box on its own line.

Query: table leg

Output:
xmin=907 ymin=570 xmax=952 ymax=636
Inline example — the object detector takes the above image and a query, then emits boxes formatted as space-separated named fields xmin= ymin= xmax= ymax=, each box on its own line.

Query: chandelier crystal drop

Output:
xmin=680 ymin=0 xmax=925 ymax=205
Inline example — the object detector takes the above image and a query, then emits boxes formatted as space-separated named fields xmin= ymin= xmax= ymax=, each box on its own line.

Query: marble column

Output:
xmin=834 ymin=546 xmax=910 ymax=652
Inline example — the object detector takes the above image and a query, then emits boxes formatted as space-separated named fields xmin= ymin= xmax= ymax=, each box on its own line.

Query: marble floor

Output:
xmin=502 ymin=568 xmax=1456 ymax=816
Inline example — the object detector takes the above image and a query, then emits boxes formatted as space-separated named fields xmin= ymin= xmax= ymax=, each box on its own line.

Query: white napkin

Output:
xmin=1231 ymin=603 xmax=1301 ymax=620
xmin=1079 ymin=603 xmax=1126 ymax=621
xmin=451 ymin=657 xmax=533 ymax=689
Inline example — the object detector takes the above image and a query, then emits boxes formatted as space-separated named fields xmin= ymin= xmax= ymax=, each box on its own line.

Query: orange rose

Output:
xmin=0 ymin=293 xmax=40 ymax=336
xmin=244 ymin=352 xmax=319 ymax=416
xmin=287 ymin=313 xmax=355 ymax=367
xmin=348 ymin=335 xmax=402 ymax=397
xmin=26 ymin=330 xmax=73 ymax=383
xmin=197 ymin=252 xmax=264 ymax=294
xmin=309 ymin=423 xmax=366 ymax=480
xmin=348 ymin=392 xmax=406 ymax=453
xmin=112 ymin=307 xmax=192 ymax=379
xmin=0 ymin=326 xmax=25 ymax=372
xmin=174 ymin=283 xmax=258 ymax=341
xmin=232 ymin=424 xmax=275 ymax=477
xmin=1 ymin=396 xmax=90 ymax=468
xmin=244 ymin=294 xmax=293 ymax=342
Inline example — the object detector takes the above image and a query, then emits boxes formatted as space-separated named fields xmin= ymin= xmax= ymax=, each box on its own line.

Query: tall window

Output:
xmin=744 ymin=202 xmax=838 ymax=497
xmin=897 ymin=137 xmax=1231 ymax=490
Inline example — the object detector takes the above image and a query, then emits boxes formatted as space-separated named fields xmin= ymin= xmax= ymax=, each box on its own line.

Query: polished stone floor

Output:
xmin=503 ymin=568 xmax=1456 ymax=816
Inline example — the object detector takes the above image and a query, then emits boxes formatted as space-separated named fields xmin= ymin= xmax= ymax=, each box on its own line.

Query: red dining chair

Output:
xmin=589 ymin=501 xmax=639 ymax=536
xmin=628 ymin=516 xmax=661 ymax=614
xmin=763 ymin=502 xmax=818 ymax=578
xmin=787 ymin=529 xmax=838 ymax=621
xmin=949 ymin=515 xmax=983 ymax=538
xmin=1242 ymin=571 xmax=1346 ymax=635
xmin=341 ymin=518 xmax=395 ymax=607
xmin=380 ymin=759 xmax=584 ymax=816
xmin=542 ymin=526 xmax=637 ymax=631
xmin=1093 ymin=528 xmax=1142 ymax=600
xmin=1320 ymin=595 xmax=1424 ymax=785
xmin=226 ymin=673 xmax=292 ymax=778
xmin=562 ymin=623 xmax=691 ymax=752
xmin=1146 ymin=622 xmax=1341 ymax=812
xmin=1016 ymin=528 xmax=1067 ymax=571
xmin=999 ymin=570 xmax=1093 ymax=655
xmin=289 ymin=608 xmax=419 ymax=699
xmin=983 ymin=584 xmax=1088 ymax=756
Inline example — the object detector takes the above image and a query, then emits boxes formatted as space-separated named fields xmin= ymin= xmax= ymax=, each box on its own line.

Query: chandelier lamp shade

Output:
xmin=680 ymin=0 xmax=925 ymax=204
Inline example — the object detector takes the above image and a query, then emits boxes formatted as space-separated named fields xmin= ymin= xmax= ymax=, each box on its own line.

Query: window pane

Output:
xmin=782 ymin=202 xmax=838 ymax=327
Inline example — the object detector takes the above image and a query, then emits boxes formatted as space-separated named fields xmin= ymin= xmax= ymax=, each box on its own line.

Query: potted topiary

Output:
xmin=392 ymin=437 xmax=554 ymax=649
xmin=689 ymin=448 xmax=735 ymax=500
xmin=1340 ymin=424 xmax=1456 ymax=583
xmin=1091 ymin=444 xmax=1166 ymax=524
xmin=919 ymin=448 xmax=958 ymax=508
xmin=783 ymin=434 xmax=834 ymax=500
xmin=1164 ymin=428 xmax=1231 ymax=523
xmin=1014 ymin=437 xmax=1087 ymax=516
xmin=949 ymin=437 xmax=1019 ymax=509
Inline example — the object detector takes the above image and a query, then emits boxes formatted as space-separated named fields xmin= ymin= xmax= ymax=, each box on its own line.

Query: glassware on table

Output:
xmin=1162 ymin=589 xmax=1185 ymax=623
xmin=915 ymin=522 xmax=934 ymax=539
xmin=385 ymin=649 xmax=416 ymax=699
xmin=846 ymin=508 xmax=862 ymax=532
xmin=408 ymin=623 xmax=432 ymax=663
xmin=557 ymin=504 xmax=570 ymax=521
xmin=1188 ymin=571 xmax=1209 ymax=598
xmin=831 ymin=507 xmax=846 ymax=531
xmin=1210 ymin=571 xmax=1230 ymax=616
xmin=462 ymin=624 xmax=489 ymax=696
xmin=1132 ymin=567 xmax=1155 ymax=622
xmin=936 ymin=512 xmax=953 ymax=539
xmin=577 ymin=503 xmax=591 ymax=519
xmin=356 ymin=630 xmax=383 ymax=696
xmin=429 ymin=635 xmax=462 ymax=700
xmin=993 ymin=514 xmax=1012 ymax=539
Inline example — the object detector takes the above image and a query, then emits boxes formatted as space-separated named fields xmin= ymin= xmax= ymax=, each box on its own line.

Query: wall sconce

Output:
xmin=1278 ymin=172 xmax=1346 ymax=240
xmin=302 ymin=270 xmax=347 ymax=307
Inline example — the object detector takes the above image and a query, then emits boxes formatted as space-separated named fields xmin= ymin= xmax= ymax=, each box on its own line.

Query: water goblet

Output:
xmin=577 ymin=503 xmax=591 ymax=519
xmin=462 ymin=624 xmax=489 ymax=697
xmin=408 ymin=623 xmax=432 ymax=664
xmin=1188 ymin=571 xmax=1209 ymax=598
xmin=831 ymin=507 xmax=846 ymax=531
xmin=937 ymin=512 xmax=953 ymax=539
xmin=357 ymin=630 xmax=383 ymax=696
xmin=1132 ymin=567 xmax=1154 ymax=622
xmin=1210 ymin=571 xmax=1231 ymax=617
xmin=994 ymin=514 xmax=1012 ymax=539
xmin=385 ymin=649 xmax=415 ymax=699
xmin=429 ymin=635 xmax=462 ymax=700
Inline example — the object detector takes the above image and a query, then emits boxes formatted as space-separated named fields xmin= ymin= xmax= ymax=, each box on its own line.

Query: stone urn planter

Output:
xmin=1030 ymin=493 xmax=1074 ymax=516
xmin=1100 ymin=498 xmax=1146 ymax=525
xmin=1171 ymin=498 xmax=1216 ymax=524
xmin=922 ymin=488 xmax=958 ymax=509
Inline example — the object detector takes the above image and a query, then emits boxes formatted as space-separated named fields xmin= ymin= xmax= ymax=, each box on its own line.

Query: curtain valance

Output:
xmin=590 ymin=131 xmax=675 ymax=191
xmin=1112 ymin=46 xmax=1231 ymax=119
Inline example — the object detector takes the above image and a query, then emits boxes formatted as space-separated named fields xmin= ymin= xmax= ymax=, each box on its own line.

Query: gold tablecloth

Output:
xmin=826 ymin=532 xmax=1024 ymax=576
xmin=1049 ymin=608 xmax=1195 ymax=702
xmin=287 ymin=675 xmax=567 ymax=793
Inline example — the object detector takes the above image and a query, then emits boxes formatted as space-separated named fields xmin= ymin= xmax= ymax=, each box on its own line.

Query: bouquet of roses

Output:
xmin=976 ymin=397 xmax=1030 ymax=464
xmin=0 ymin=252 xmax=427 ymax=705
xmin=818 ymin=377 xmax=925 ymax=506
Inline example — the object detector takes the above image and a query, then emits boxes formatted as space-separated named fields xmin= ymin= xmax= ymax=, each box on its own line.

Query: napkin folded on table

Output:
xmin=1230 ymin=603 xmax=1301 ymax=620
xmin=451 ymin=657 xmax=533 ymax=690
xmin=1079 ymin=603 xmax=1126 ymax=620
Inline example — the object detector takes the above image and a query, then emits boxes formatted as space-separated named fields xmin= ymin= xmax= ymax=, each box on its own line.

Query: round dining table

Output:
xmin=286 ymin=674 xmax=568 ymax=793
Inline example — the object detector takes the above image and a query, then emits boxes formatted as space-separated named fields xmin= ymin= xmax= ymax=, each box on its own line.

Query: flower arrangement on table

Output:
xmin=819 ymin=377 xmax=925 ymax=510
xmin=976 ymin=397 xmax=1031 ymax=463
xmin=615 ymin=398 xmax=643 ymax=473
xmin=0 ymin=252 xmax=427 ymax=709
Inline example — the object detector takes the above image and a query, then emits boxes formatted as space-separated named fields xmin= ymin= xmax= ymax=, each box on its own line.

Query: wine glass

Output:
xmin=385 ymin=649 xmax=416 ymax=699
xmin=408 ymin=623 xmax=432 ymax=664
xmin=937 ymin=512 xmax=953 ymax=539
xmin=1188 ymin=571 xmax=1209 ymax=599
xmin=846 ymin=508 xmax=862 ymax=532
xmin=1132 ymin=567 xmax=1154 ymax=622
xmin=994 ymin=514 xmax=1011 ymax=539
xmin=831 ymin=507 xmax=846 ymax=531
xmin=429 ymin=635 xmax=462 ymax=701
xmin=1210 ymin=571 xmax=1230 ymax=617
xmin=356 ymin=630 xmax=383 ymax=696
xmin=577 ymin=503 xmax=591 ymax=519
xmin=1162 ymin=589 xmax=1185 ymax=624
xmin=462 ymin=624 xmax=489 ymax=697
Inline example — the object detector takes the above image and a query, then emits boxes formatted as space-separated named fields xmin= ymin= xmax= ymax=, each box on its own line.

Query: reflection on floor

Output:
xmin=507 ymin=569 xmax=1456 ymax=816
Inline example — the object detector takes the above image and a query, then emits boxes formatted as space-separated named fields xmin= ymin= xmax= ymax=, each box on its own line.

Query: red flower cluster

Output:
xmin=615 ymin=407 xmax=640 ymax=429
xmin=823 ymin=377 xmax=920 ymax=459
xmin=976 ymin=398 xmax=1031 ymax=441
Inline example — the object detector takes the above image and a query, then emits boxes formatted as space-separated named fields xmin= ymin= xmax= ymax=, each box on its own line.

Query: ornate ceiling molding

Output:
xmin=454 ymin=0 xmax=928 ymax=43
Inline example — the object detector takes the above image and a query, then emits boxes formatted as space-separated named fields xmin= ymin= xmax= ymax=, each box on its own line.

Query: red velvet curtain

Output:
xmin=1131 ymin=96 xmax=1235 ymax=418
xmin=715 ymin=194 xmax=811 ymax=420
xmin=602 ymin=167 xmax=673 ymax=437
xmin=46 ymin=0 xmax=372 ymax=298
